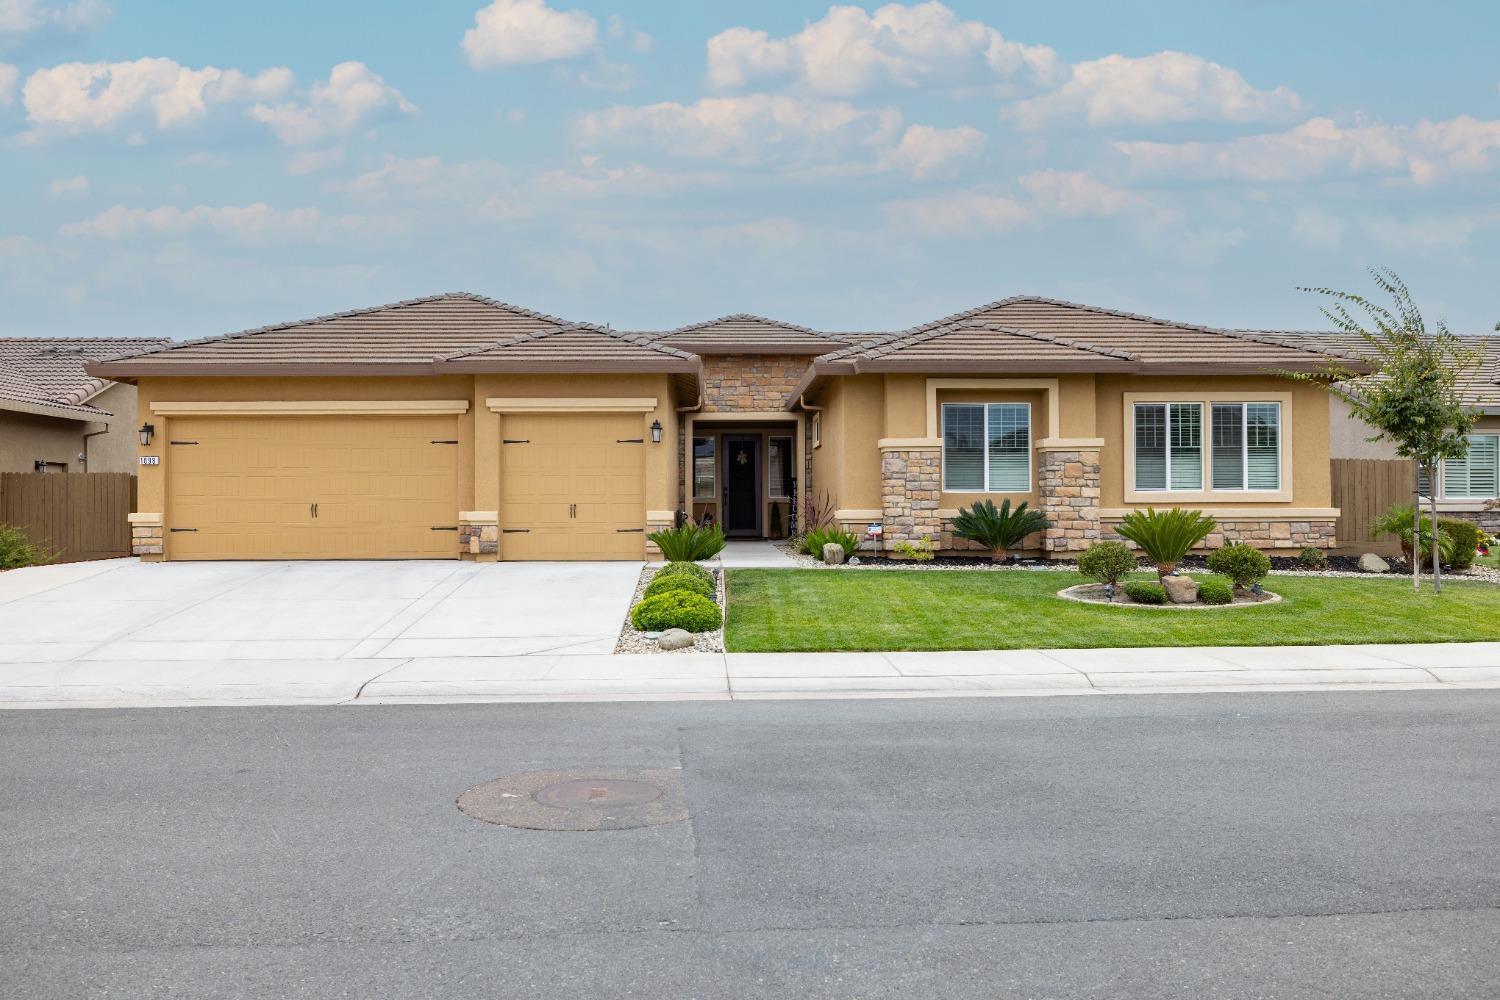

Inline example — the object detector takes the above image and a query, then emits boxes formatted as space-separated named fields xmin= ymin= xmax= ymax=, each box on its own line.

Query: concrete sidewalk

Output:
xmin=1 ymin=642 xmax=1497 ymax=708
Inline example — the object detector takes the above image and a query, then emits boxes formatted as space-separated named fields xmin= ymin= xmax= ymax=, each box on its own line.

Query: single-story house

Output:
xmin=86 ymin=293 xmax=1365 ymax=562
xmin=1 ymin=337 xmax=168 ymax=474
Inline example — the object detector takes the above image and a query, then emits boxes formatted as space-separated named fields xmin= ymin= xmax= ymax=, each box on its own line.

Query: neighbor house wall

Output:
xmin=84 ymin=382 xmax=143 ymax=473
xmin=0 ymin=410 xmax=98 ymax=473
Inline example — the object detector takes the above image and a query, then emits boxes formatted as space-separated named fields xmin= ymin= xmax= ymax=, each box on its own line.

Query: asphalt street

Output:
xmin=3 ymin=691 xmax=1498 ymax=999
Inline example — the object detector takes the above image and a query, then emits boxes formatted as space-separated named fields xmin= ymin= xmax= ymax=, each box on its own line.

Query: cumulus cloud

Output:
xmin=59 ymin=202 xmax=361 ymax=242
xmin=884 ymin=123 xmax=984 ymax=178
xmin=0 ymin=61 xmax=16 ymax=104
xmin=248 ymin=61 xmax=415 ymax=145
xmin=706 ymin=1 xmax=1060 ymax=96
xmin=1017 ymin=169 xmax=1140 ymax=216
xmin=1006 ymin=51 xmax=1302 ymax=129
xmin=1117 ymin=114 xmax=1500 ymax=185
xmin=462 ymin=0 xmax=597 ymax=68
xmin=46 ymin=173 xmax=86 ymax=196
xmin=883 ymin=188 xmax=1030 ymax=236
xmin=22 ymin=57 xmax=292 ymax=133
xmin=0 ymin=0 xmax=110 ymax=40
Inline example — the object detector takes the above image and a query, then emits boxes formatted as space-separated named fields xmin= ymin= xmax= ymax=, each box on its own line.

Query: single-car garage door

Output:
xmin=166 ymin=415 xmax=460 ymax=560
xmin=501 ymin=412 xmax=645 ymax=560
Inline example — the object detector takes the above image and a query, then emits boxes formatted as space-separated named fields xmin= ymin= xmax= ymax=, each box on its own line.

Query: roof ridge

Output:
xmin=436 ymin=322 xmax=699 ymax=363
xmin=648 ymin=312 xmax=837 ymax=340
xmin=856 ymin=321 xmax=1139 ymax=363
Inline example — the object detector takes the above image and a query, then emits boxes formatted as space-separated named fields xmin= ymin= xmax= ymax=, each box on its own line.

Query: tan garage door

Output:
xmin=166 ymin=415 xmax=460 ymax=560
xmin=501 ymin=412 xmax=646 ymax=560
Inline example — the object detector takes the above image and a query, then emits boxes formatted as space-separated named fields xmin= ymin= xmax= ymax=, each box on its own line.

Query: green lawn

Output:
xmin=1478 ymin=551 xmax=1498 ymax=570
xmin=724 ymin=569 xmax=1500 ymax=652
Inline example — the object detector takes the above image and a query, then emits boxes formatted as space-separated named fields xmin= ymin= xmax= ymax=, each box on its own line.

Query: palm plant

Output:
xmin=1113 ymin=508 xmax=1217 ymax=581
xmin=1370 ymin=504 xmax=1455 ymax=565
xmin=648 ymin=520 xmax=726 ymax=562
xmin=950 ymin=499 xmax=1048 ymax=563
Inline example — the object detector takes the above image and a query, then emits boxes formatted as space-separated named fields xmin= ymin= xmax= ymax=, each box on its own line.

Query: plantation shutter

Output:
xmin=986 ymin=403 xmax=1030 ymax=491
xmin=1135 ymin=404 xmax=1167 ymax=490
xmin=1443 ymin=434 xmax=1500 ymax=498
xmin=1211 ymin=403 xmax=1244 ymax=490
xmin=1169 ymin=403 xmax=1203 ymax=490
xmin=943 ymin=404 xmax=984 ymax=490
xmin=1246 ymin=403 xmax=1280 ymax=490
xmin=1418 ymin=462 xmax=1433 ymax=498
xmin=768 ymin=436 xmax=793 ymax=498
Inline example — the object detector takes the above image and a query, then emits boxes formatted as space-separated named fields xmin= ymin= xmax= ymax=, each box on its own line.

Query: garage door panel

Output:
xmin=166 ymin=415 xmax=459 ymax=560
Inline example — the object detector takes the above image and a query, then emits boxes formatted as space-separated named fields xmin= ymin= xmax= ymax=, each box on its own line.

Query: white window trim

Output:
xmin=1209 ymin=401 xmax=1283 ymax=494
xmin=941 ymin=401 xmax=1033 ymax=494
xmin=1123 ymin=391 xmax=1293 ymax=504
xmin=1439 ymin=432 xmax=1500 ymax=500
xmin=1131 ymin=401 xmax=1203 ymax=495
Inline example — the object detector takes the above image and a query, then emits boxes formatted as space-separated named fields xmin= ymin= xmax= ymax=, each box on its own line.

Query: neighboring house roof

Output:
xmin=641 ymin=314 xmax=855 ymax=355
xmin=1272 ymin=331 xmax=1500 ymax=411
xmin=0 ymin=337 xmax=167 ymax=421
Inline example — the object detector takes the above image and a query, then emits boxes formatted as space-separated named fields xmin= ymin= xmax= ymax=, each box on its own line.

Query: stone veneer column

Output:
xmin=458 ymin=511 xmax=499 ymax=560
xmin=880 ymin=443 xmax=942 ymax=549
xmin=128 ymin=512 xmax=163 ymax=558
xmin=1037 ymin=443 xmax=1102 ymax=555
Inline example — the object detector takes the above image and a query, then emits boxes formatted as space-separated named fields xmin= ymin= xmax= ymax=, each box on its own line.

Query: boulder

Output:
xmin=822 ymin=543 xmax=847 ymax=565
xmin=1161 ymin=575 xmax=1199 ymax=604
xmin=657 ymin=628 xmax=695 ymax=650
xmin=1358 ymin=552 xmax=1391 ymax=574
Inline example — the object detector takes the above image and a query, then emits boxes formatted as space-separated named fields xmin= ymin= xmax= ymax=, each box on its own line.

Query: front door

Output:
xmin=723 ymin=436 xmax=760 ymax=537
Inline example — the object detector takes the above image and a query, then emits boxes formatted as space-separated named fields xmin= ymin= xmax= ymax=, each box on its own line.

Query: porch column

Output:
xmin=1037 ymin=438 xmax=1102 ymax=555
xmin=879 ymin=438 xmax=941 ymax=551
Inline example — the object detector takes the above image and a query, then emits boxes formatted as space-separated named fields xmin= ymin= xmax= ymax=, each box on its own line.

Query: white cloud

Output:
xmin=0 ymin=61 xmax=16 ymax=104
xmin=883 ymin=188 xmax=1030 ymax=236
xmin=707 ymin=2 xmax=1059 ymax=96
xmin=884 ymin=123 xmax=983 ymax=178
xmin=1007 ymin=51 xmax=1302 ymax=129
xmin=534 ymin=160 xmax=721 ymax=198
xmin=1117 ymin=114 xmax=1500 ymax=185
xmin=1018 ymin=169 xmax=1140 ymax=216
xmin=248 ymin=61 xmax=415 ymax=145
xmin=286 ymin=146 xmax=344 ymax=175
xmin=22 ymin=58 xmax=292 ymax=134
xmin=0 ymin=0 xmax=110 ymax=39
xmin=606 ymin=13 xmax=652 ymax=54
xmin=59 ymin=202 xmax=364 ymax=242
xmin=462 ymin=0 xmax=597 ymax=68
xmin=575 ymin=94 xmax=903 ymax=166
xmin=46 ymin=173 xmax=86 ymax=196
xmin=333 ymin=154 xmax=445 ymax=197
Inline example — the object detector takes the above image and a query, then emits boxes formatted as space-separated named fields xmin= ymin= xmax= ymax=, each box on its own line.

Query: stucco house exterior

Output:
xmin=87 ymin=292 xmax=1361 ymax=562
xmin=0 ymin=338 xmax=167 ymax=474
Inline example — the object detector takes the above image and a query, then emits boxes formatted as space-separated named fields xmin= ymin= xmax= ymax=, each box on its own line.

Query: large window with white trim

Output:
xmin=1442 ymin=434 xmax=1500 ymax=498
xmin=1210 ymin=402 xmax=1281 ymax=492
xmin=942 ymin=402 xmax=1032 ymax=492
xmin=1133 ymin=402 xmax=1202 ymax=491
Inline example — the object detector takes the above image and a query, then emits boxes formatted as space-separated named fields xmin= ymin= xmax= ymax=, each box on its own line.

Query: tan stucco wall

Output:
xmin=1329 ymin=395 xmax=1402 ymax=460
xmin=0 ymin=381 xmax=140 ymax=473
xmin=1095 ymin=374 xmax=1332 ymax=510
xmin=809 ymin=377 xmax=844 ymax=508
xmin=85 ymin=382 xmax=143 ymax=473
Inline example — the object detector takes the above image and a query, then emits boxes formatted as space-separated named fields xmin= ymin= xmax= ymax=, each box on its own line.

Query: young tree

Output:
xmin=1292 ymin=269 xmax=1482 ymax=593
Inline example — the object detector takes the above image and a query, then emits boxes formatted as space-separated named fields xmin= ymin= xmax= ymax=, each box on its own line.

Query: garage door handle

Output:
xmin=569 ymin=503 xmax=576 ymax=518
xmin=502 ymin=528 xmax=530 ymax=534
xmin=616 ymin=528 xmax=644 ymax=533
xmin=310 ymin=502 xmax=318 ymax=518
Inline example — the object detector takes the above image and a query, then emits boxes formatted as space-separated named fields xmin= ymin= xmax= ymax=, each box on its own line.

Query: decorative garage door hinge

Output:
xmin=616 ymin=527 xmax=645 ymax=533
xmin=169 ymin=527 xmax=198 ymax=532
xmin=169 ymin=440 xmax=198 ymax=445
xmin=430 ymin=439 xmax=459 ymax=445
xmin=502 ymin=528 xmax=530 ymax=533
xmin=430 ymin=526 xmax=458 ymax=531
xmin=502 ymin=438 xmax=529 ymax=444
xmin=616 ymin=438 xmax=644 ymax=444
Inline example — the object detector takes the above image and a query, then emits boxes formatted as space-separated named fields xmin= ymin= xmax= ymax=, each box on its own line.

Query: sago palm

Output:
xmin=950 ymin=499 xmax=1049 ymax=563
xmin=1113 ymin=507 xmax=1217 ymax=581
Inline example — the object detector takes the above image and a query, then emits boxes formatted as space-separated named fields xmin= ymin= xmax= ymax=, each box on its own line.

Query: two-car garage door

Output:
xmin=162 ymin=411 xmax=645 ymax=561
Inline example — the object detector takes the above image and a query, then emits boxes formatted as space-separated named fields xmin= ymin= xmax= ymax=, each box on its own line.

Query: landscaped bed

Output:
xmin=724 ymin=569 xmax=1500 ymax=652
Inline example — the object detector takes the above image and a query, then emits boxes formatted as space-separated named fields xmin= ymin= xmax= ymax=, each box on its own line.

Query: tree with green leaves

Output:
xmin=1290 ymin=269 xmax=1482 ymax=593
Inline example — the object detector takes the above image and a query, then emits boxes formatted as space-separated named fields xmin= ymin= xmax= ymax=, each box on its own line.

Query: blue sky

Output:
xmin=2 ymin=0 xmax=1497 ymax=339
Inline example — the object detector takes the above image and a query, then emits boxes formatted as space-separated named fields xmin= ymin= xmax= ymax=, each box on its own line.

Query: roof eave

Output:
xmin=0 ymin=397 xmax=112 ymax=422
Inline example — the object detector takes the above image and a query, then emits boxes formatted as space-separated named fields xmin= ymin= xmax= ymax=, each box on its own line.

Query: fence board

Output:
xmin=0 ymin=473 xmax=135 ymax=563
xmin=1331 ymin=458 xmax=1412 ymax=555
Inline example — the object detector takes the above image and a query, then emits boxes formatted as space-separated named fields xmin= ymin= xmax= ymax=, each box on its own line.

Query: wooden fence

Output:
xmin=0 ymin=472 xmax=136 ymax=563
xmin=1330 ymin=458 xmax=1412 ymax=555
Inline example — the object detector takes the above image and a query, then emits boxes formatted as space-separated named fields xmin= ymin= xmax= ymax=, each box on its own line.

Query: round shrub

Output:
xmin=630 ymin=591 xmax=722 ymax=633
xmin=1297 ymin=545 xmax=1328 ymax=570
xmin=643 ymin=573 xmax=713 ymax=600
xmin=1123 ymin=581 xmax=1167 ymax=605
xmin=1077 ymin=541 xmax=1137 ymax=585
xmin=1206 ymin=543 xmax=1271 ymax=589
xmin=656 ymin=561 xmax=713 ymax=586
xmin=1437 ymin=517 xmax=1481 ymax=570
xmin=1197 ymin=578 xmax=1233 ymax=605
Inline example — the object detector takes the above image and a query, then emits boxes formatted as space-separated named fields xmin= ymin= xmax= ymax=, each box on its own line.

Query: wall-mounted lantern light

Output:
xmin=138 ymin=422 xmax=155 ymax=446
xmin=649 ymin=419 xmax=663 ymax=444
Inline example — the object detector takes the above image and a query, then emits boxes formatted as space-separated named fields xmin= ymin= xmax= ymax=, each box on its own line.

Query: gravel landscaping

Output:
xmin=614 ymin=564 xmax=726 ymax=654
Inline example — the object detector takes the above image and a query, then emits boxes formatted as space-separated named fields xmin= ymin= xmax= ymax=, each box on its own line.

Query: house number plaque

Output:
xmin=139 ymin=456 xmax=160 ymax=466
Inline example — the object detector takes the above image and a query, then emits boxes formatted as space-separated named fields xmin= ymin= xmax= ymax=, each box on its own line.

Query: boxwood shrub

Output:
xmin=1077 ymin=540 xmax=1137 ymax=586
xmin=630 ymin=591 xmax=723 ymax=633
xmin=643 ymin=573 xmax=714 ymax=600
xmin=1206 ymin=543 xmax=1271 ymax=589
xmin=1123 ymin=580 xmax=1167 ymax=605
xmin=656 ymin=561 xmax=713 ymax=586
xmin=1437 ymin=517 xmax=1482 ymax=570
xmin=1197 ymin=578 xmax=1233 ymax=605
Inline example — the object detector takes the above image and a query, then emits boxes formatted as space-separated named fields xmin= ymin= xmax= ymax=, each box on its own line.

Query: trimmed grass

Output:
xmin=724 ymin=569 xmax=1500 ymax=652
xmin=1478 ymin=551 xmax=1498 ymax=570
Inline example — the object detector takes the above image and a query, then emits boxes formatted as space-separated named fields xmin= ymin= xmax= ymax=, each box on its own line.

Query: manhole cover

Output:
xmin=457 ymin=768 xmax=687 ymax=831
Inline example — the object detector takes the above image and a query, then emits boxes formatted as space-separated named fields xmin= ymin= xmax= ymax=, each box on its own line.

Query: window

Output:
xmin=812 ymin=413 xmax=821 ymax=448
xmin=692 ymin=436 xmax=716 ymax=499
xmin=1442 ymin=434 xmax=1500 ymax=498
xmin=942 ymin=402 xmax=1031 ymax=492
xmin=1210 ymin=402 xmax=1281 ymax=491
xmin=1133 ymin=403 xmax=1202 ymax=491
xmin=768 ymin=436 xmax=793 ymax=499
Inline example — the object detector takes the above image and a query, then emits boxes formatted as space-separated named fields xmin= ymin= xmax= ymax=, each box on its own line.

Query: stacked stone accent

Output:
xmin=1038 ymin=448 xmax=1102 ymax=553
xmin=701 ymin=354 xmax=809 ymax=412
xmin=458 ymin=522 xmax=499 ymax=556
xmin=131 ymin=522 xmax=163 ymax=556
xmin=880 ymin=447 xmax=941 ymax=548
xmin=1104 ymin=518 xmax=1338 ymax=551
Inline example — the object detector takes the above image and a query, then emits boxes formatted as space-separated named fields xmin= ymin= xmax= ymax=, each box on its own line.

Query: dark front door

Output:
xmin=723 ymin=436 xmax=760 ymax=537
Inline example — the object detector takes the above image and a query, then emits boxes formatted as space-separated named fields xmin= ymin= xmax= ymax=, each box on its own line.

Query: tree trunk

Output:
xmin=1430 ymin=472 xmax=1442 ymax=594
xmin=1412 ymin=461 xmax=1422 ymax=592
xmin=991 ymin=546 xmax=1007 ymax=564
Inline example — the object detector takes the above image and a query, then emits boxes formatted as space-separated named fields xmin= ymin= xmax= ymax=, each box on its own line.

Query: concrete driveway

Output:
xmin=0 ymin=558 xmax=641 ymax=664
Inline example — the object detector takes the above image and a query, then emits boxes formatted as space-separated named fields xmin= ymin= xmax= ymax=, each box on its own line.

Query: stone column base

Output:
xmin=128 ymin=512 xmax=163 ymax=559
xmin=458 ymin=511 xmax=499 ymax=561
xmin=879 ymin=443 xmax=941 ymax=551
xmin=645 ymin=510 xmax=675 ymax=559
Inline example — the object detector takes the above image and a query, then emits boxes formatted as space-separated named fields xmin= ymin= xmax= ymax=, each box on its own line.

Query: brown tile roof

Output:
xmin=643 ymin=314 xmax=853 ymax=354
xmin=438 ymin=324 xmax=700 ymax=372
xmin=0 ymin=337 xmax=167 ymax=420
xmin=1273 ymin=331 xmax=1500 ymax=409
xmin=88 ymin=293 xmax=574 ymax=377
xmin=816 ymin=323 xmax=1141 ymax=373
